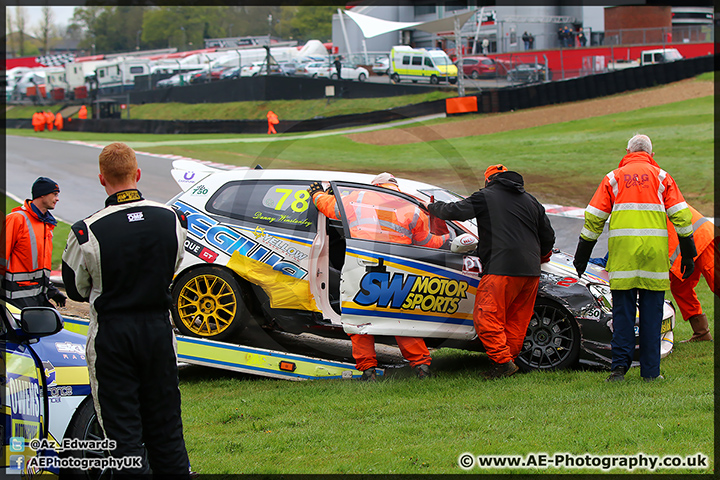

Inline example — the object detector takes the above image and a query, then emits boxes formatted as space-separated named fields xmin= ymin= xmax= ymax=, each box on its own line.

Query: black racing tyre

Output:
xmin=330 ymin=73 xmax=338 ymax=80
xmin=390 ymin=73 xmax=400 ymax=83
xmin=448 ymin=77 xmax=457 ymax=85
xmin=60 ymin=398 xmax=112 ymax=480
xmin=430 ymin=74 xmax=439 ymax=85
xmin=516 ymin=298 xmax=581 ymax=371
xmin=358 ymin=72 xmax=366 ymax=82
xmin=171 ymin=266 xmax=249 ymax=342
xmin=470 ymin=70 xmax=480 ymax=80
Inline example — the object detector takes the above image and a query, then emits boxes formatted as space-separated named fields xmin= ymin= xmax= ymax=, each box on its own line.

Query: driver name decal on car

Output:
xmin=354 ymin=272 xmax=470 ymax=315
xmin=174 ymin=200 xmax=308 ymax=279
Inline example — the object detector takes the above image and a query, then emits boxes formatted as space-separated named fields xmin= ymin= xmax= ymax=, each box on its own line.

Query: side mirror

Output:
xmin=451 ymin=233 xmax=478 ymax=254
xmin=19 ymin=307 xmax=64 ymax=338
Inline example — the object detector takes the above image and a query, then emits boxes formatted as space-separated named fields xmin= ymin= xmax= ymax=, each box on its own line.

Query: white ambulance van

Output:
xmin=389 ymin=46 xmax=458 ymax=85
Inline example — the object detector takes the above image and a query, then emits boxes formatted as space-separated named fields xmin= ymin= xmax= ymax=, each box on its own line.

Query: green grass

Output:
xmin=178 ymin=280 xmax=714 ymax=474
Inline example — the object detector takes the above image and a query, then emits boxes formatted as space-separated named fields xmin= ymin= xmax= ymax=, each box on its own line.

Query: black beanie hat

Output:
xmin=32 ymin=177 xmax=60 ymax=199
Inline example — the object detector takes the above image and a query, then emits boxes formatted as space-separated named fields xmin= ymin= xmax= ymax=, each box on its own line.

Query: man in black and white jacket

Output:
xmin=62 ymin=142 xmax=190 ymax=476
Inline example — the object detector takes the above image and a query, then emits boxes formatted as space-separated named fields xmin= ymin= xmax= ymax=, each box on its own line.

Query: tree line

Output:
xmin=6 ymin=5 xmax=340 ymax=57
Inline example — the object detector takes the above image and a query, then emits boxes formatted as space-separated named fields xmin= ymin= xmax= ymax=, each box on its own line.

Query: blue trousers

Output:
xmin=611 ymin=289 xmax=665 ymax=378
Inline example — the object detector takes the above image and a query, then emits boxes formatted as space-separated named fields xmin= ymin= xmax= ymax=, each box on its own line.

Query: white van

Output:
xmin=389 ymin=46 xmax=458 ymax=85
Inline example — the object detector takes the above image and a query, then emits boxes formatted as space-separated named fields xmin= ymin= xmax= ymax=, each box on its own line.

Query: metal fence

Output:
xmin=604 ymin=25 xmax=714 ymax=46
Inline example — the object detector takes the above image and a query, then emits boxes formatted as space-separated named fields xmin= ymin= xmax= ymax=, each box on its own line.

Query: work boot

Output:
xmin=681 ymin=313 xmax=713 ymax=342
xmin=483 ymin=360 xmax=519 ymax=380
xmin=412 ymin=364 xmax=432 ymax=379
xmin=605 ymin=368 xmax=626 ymax=382
xmin=360 ymin=368 xmax=377 ymax=382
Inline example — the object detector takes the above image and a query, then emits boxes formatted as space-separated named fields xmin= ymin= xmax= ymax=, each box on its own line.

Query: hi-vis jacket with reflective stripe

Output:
xmin=667 ymin=205 xmax=717 ymax=279
xmin=581 ymin=151 xmax=693 ymax=291
xmin=1 ymin=200 xmax=59 ymax=306
xmin=312 ymin=188 xmax=447 ymax=248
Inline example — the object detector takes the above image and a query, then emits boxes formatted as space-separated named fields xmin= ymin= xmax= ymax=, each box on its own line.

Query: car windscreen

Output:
xmin=206 ymin=180 xmax=317 ymax=234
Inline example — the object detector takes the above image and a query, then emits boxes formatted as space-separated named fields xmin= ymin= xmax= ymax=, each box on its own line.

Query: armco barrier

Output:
xmin=7 ymin=55 xmax=712 ymax=134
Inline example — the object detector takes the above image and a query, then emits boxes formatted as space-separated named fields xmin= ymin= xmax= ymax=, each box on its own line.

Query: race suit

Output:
xmin=428 ymin=171 xmax=555 ymax=364
xmin=62 ymin=189 xmax=190 ymax=476
xmin=667 ymin=205 xmax=718 ymax=319
xmin=2 ymin=200 xmax=61 ymax=308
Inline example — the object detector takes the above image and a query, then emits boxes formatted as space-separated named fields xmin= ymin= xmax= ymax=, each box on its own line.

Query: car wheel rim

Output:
xmin=518 ymin=304 xmax=575 ymax=369
xmin=177 ymin=274 xmax=237 ymax=336
xmin=81 ymin=412 xmax=113 ymax=479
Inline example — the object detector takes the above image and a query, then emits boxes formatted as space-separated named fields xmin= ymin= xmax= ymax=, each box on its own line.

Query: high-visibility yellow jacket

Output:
xmin=580 ymin=151 xmax=693 ymax=290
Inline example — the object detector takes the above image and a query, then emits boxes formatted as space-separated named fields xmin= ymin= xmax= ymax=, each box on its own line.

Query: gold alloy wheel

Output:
xmin=176 ymin=273 xmax=238 ymax=337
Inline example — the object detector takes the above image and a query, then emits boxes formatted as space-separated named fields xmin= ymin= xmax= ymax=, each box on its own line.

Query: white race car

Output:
xmin=167 ymin=162 xmax=675 ymax=371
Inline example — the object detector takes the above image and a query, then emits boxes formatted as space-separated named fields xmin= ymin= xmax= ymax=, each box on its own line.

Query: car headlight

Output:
xmin=588 ymin=283 xmax=612 ymax=313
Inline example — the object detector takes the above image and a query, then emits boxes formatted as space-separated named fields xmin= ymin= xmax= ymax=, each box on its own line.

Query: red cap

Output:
xmin=484 ymin=164 xmax=508 ymax=181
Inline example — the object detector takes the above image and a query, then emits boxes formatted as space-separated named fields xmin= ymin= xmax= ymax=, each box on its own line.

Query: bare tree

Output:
xmin=6 ymin=9 xmax=16 ymax=58
xmin=15 ymin=5 xmax=27 ymax=57
xmin=36 ymin=5 xmax=56 ymax=55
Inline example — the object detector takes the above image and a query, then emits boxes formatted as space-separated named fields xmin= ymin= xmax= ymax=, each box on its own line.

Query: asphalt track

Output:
xmin=5 ymin=133 xmax=608 ymax=257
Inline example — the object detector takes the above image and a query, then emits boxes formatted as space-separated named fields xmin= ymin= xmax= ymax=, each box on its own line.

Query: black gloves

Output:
xmin=678 ymin=234 xmax=697 ymax=280
xmin=326 ymin=185 xmax=334 ymax=196
xmin=307 ymin=182 xmax=324 ymax=197
xmin=573 ymin=237 xmax=597 ymax=277
xmin=51 ymin=292 xmax=67 ymax=308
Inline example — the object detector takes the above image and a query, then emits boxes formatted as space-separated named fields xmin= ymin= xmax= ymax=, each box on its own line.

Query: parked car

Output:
xmin=166 ymin=163 xmax=676 ymax=372
xmin=296 ymin=61 xmax=331 ymax=78
xmin=1 ymin=304 xmax=97 ymax=476
xmin=328 ymin=63 xmax=369 ymax=81
xmin=156 ymin=71 xmax=198 ymax=88
xmin=278 ymin=62 xmax=299 ymax=76
xmin=240 ymin=62 xmax=283 ymax=77
xmin=460 ymin=56 xmax=501 ymax=79
xmin=372 ymin=56 xmax=390 ymax=76
xmin=507 ymin=63 xmax=551 ymax=83
xmin=220 ymin=66 xmax=241 ymax=80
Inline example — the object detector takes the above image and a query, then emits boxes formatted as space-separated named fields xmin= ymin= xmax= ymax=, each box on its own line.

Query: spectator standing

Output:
xmin=62 ymin=142 xmax=191 ymax=476
xmin=528 ymin=33 xmax=535 ymax=49
xmin=2 ymin=177 xmax=66 ymax=309
xmin=428 ymin=165 xmax=555 ymax=379
xmin=573 ymin=134 xmax=696 ymax=382
xmin=333 ymin=56 xmax=342 ymax=79
xmin=482 ymin=38 xmax=489 ymax=55
xmin=78 ymin=104 xmax=88 ymax=119
xmin=577 ymin=28 xmax=587 ymax=47
xmin=522 ymin=31 xmax=530 ymax=50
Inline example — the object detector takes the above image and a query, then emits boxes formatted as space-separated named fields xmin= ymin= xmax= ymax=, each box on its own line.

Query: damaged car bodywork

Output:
xmin=167 ymin=162 xmax=675 ymax=372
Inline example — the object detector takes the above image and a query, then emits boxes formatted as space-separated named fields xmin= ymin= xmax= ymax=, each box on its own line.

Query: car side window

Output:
xmin=206 ymin=180 xmax=317 ymax=234
xmin=402 ymin=55 xmax=411 ymax=65
xmin=413 ymin=56 xmax=423 ymax=66
xmin=424 ymin=57 xmax=433 ymax=67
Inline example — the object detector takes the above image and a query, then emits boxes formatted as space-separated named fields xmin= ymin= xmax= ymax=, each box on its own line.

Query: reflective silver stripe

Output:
xmin=674 ymin=225 xmax=693 ymax=236
xmin=580 ymin=227 xmax=601 ymax=240
xmin=379 ymin=220 xmax=412 ymax=238
xmin=16 ymin=211 xmax=39 ymax=270
xmin=667 ymin=202 xmax=689 ymax=216
xmin=656 ymin=170 xmax=667 ymax=204
xmin=612 ymin=203 xmax=665 ymax=213
xmin=7 ymin=286 xmax=44 ymax=299
xmin=585 ymin=205 xmax=609 ymax=219
xmin=609 ymin=228 xmax=668 ymax=237
xmin=5 ymin=270 xmax=45 ymax=281
xmin=407 ymin=208 xmax=420 ymax=231
xmin=607 ymin=171 xmax=619 ymax=198
xmin=608 ymin=270 xmax=669 ymax=280
xmin=669 ymin=217 xmax=708 ymax=265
